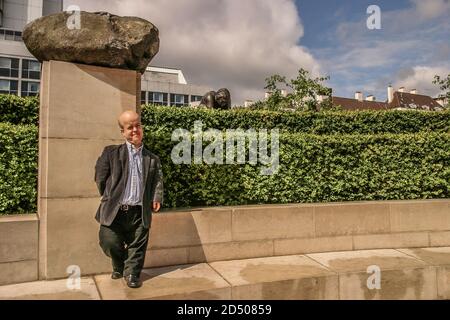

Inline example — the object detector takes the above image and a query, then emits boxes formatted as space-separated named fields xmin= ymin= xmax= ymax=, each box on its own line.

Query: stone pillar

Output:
xmin=38 ymin=60 xmax=141 ymax=279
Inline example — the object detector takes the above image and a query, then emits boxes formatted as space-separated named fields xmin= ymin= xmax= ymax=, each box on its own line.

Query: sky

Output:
xmin=63 ymin=0 xmax=450 ymax=105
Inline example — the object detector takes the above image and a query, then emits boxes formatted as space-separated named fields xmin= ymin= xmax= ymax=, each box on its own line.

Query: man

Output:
xmin=94 ymin=110 xmax=163 ymax=289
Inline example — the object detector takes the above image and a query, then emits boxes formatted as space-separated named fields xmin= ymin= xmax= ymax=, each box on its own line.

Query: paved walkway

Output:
xmin=1 ymin=247 xmax=449 ymax=300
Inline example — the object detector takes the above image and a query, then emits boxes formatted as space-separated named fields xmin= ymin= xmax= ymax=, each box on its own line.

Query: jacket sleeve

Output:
xmin=94 ymin=147 xmax=111 ymax=196
xmin=152 ymin=156 xmax=164 ymax=204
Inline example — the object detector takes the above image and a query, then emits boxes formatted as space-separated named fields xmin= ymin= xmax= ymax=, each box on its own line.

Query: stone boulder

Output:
xmin=22 ymin=11 xmax=159 ymax=74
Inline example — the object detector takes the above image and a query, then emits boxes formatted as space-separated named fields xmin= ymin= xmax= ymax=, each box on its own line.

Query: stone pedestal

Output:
xmin=38 ymin=60 xmax=141 ymax=279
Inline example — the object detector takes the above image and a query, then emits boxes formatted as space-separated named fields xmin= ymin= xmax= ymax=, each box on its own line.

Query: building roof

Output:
xmin=390 ymin=92 xmax=443 ymax=111
xmin=145 ymin=66 xmax=187 ymax=84
xmin=332 ymin=91 xmax=444 ymax=111
xmin=332 ymin=96 xmax=390 ymax=111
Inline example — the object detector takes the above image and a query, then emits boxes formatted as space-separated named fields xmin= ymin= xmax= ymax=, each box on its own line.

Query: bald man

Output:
xmin=94 ymin=111 xmax=163 ymax=288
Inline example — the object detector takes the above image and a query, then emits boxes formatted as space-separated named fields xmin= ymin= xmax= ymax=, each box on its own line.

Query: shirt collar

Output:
xmin=126 ymin=141 xmax=143 ymax=154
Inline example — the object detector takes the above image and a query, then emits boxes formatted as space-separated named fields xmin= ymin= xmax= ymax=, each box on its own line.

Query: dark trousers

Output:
xmin=99 ymin=206 xmax=149 ymax=277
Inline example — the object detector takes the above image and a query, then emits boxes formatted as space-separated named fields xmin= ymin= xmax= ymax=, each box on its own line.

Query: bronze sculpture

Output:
xmin=199 ymin=88 xmax=231 ymax=110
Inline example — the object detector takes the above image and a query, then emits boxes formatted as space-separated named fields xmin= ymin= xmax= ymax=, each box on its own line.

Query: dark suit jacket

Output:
xmin=94 ymin=143 xmax=164 ymax=229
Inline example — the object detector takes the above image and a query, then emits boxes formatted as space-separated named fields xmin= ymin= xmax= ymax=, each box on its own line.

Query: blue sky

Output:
xmin=296 ymin=0 xmax=410 ymax=49
xmin=294 ymin=0 xmax=450 ymax=100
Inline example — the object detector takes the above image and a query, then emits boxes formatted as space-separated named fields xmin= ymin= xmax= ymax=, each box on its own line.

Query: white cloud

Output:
xmin=393 ymin=66 xmax=449 ymax=97
xmin=63 ymin=0 xmax=322 ymax=105
xmin=413 ymin=0 xmax=450 ymax=19
xmin=323 ymin=40 xmax=422 ymax=71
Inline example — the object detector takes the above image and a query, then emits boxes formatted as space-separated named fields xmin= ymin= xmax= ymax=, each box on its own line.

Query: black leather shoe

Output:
xmin=125 ymin=275 xmax=142 ymax=288
xmin=111 ymin=271 xmax=123 ymax=280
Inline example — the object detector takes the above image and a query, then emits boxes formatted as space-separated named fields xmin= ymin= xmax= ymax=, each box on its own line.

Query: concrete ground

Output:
xmin=0 ymin=247 xmax=449 ymax=300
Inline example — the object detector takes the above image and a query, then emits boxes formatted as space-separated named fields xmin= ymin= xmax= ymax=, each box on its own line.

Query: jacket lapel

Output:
xmin=143 ymin=148 xmax=154 ymax=188
xmin=119 ymin=143 xmax=129 ymax=185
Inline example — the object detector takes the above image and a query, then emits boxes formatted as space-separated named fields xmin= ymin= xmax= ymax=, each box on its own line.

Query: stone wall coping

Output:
xmin=156 ymin=198 xmax=450 ymax=214
xmin=1 ymin=198 xmax=448 ymax=218
xmin=0 ymin=214 xmax=38 ymax=223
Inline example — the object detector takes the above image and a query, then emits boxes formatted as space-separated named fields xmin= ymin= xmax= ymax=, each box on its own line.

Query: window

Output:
xmin=153 ymin=92 xmax=163 ymax=103
xmin=22 ymin=59 xmax=41 ymax=79
xmin=191 ymin=95 xmax=203 ymax=103
xmin=0 ymin=57 xmax=19 ymax=78
xmin=170 ymin=94 xmax=189 ymax=107
xmin=0 ymin=28 xmax=22 ymax=41
xmin=29 ymin=60 xmax=40 ymax=71
xmin=0 ymin=57 xmax=10 ymax=68
xmin=0 ymin=79 xmax=8 ymax=90
xmin=149 ymin=91 xmax=168 ymax=106
xmin=5 ymin=29 xmax=13 ymax=40
xmin=141 ymin=91 xmax=147 ymax=105
xmin=21 ymin=81 xmax=40 ymax=97
xmin=0 ymin=79 xmax=18 ymax=95
xmin=175 ymin=94 xmax=184 ymax=104
xmin=14 ymin=31 xmax=21 ymax=41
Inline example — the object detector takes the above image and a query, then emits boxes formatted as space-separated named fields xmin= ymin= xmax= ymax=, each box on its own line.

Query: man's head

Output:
xmin=118 ymin=110 xmax=143 ymax=147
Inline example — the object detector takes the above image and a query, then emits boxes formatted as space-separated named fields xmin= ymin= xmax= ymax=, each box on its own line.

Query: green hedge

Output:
xmin=0 ymin=94 xmax=39 ymax=125
xmin=0 ymin=123 xmax=448 ymax=214
xmin=141 ymin=105 xmax=450 ymax=134
xmin=0 ymin=123 xmax=38 ymax=214
xmin=1 ymin=97 xmax=449 ymax=214
xmin=144 ymin=127 xmax=450 ymax=208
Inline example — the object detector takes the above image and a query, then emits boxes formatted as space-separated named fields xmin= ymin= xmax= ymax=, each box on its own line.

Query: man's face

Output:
xmin=120 ymin=116 xmax=143 ymax=147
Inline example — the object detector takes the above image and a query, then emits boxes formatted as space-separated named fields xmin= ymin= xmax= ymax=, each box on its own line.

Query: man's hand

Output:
xmin=152 ymin=201 xmax=161 ymax=213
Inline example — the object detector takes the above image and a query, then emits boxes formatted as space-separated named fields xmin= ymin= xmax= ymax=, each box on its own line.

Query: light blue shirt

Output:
xmin=121 ymin=141 xmax=143 ymax=206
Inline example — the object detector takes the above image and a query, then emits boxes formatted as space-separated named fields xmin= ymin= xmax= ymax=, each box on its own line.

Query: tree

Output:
xmin=261 ymin=68 xmax=335 ymax=111
xmin=263 ymin=74 xmax=287 ymax=110
xmin=433 ymin=74 xmax=450 ymax=109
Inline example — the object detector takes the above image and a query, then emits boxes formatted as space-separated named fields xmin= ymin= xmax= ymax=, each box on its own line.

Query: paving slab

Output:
xmin=398 ymin=247 xmax=450 ymax=300
xmin=94 ymin=263 xmax=231 ymax=300
xmin=306 ymin=249 xmax=428 ymax=272
xmin=209 ymin=255 xmax=338 ymax=299
xmin=306 ymin=249 xmax=437 ymax=300
xmin=0 ymin=277 xmax=100 ymax=300
xmin=1 ymin=247 xmax=449 ymax=300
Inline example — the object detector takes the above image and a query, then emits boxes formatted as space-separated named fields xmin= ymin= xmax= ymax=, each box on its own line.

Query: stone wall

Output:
xmin=0 ymin=214 xmax=38 ymax=285
xmin=0 ymin=199 xmax=448 ymax=285
xmin=144 ymin=199 xmax=450 ymax=268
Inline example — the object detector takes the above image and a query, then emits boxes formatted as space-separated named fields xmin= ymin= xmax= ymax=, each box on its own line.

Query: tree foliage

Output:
xmin=259 ymin=68 xmax=337 ymax=111
xmin=433 ymin=74 xmax=450 ymax=109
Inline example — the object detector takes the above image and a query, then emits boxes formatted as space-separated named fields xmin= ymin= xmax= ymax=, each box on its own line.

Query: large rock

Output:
xmin=22 ymin=11 xmax=159 ymax=74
